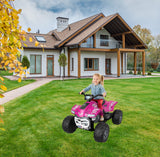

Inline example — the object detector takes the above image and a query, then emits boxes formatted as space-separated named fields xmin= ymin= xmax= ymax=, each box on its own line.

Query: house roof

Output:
xmin=22 ymin=33 xmax=59 ymax=50
xmin=23 ymin=13 xmax=147 ymax=50
xmin=65 ymin=13 xmax=147 ymax=49
xmin=48 ymin=13 xmax=104 ymax=47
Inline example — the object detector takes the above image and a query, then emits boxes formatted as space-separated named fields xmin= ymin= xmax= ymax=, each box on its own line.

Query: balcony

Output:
xmin=81 ymin=39 xmax=122 ymax=49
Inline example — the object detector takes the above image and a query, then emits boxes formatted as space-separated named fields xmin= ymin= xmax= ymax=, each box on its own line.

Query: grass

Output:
xmin=0 ymin=70 xmax=35 ymax=93
xmin=0 ymin=77 xmax=160 ymax=157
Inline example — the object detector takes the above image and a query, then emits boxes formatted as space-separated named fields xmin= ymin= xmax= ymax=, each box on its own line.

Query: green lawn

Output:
xmin=0 ymin=78 xmax=160 ymax=157
xmin=0 ymin=71 xmax=35 ymax=93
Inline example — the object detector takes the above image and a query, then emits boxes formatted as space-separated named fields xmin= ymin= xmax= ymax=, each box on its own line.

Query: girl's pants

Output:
xmin=92 ymin=99 xmax=103 ymax=116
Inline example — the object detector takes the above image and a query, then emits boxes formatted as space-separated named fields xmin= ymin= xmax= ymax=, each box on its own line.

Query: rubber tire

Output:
xmin=62 ymin=116 xmax=77 ymax=133
xmin=94 ymin=122 xmax=109 ymax=142
xmin=112 ymin=110 xmax=123 ymax=125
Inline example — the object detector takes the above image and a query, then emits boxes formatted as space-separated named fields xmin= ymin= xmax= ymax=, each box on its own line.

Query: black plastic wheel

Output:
xmin=112 ymin=110 xmax=123 ymax=125
xmin=94 ymin=122 xmax=109 ymax=142
xmin=62 ymin=116 xmax=77 ymax=133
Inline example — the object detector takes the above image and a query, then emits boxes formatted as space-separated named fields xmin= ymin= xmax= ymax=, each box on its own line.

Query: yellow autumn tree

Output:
xmin=0 ymin=0 xmax=31 ymax=130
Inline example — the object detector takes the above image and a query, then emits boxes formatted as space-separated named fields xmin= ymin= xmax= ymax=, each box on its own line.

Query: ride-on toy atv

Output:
xmin=62 ymin=93 xmax=123 ymax=142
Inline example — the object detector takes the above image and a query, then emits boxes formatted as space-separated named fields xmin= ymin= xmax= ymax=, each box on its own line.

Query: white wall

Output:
xmin=96 ymin=29 xmax=122 ymax=49
xmin=21 ymin=49 xmax=60 ymax=77
xmin=70 ymin=51 xmax=78 ymax=76
xmin=81 ymin=51 xmax=106 ymax=76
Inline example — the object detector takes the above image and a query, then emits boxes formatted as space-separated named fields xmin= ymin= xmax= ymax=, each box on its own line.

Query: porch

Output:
xmin=68 ymin=47 xmax=145 ymax=78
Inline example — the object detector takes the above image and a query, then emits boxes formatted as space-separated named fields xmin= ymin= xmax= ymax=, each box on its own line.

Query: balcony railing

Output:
xmin=81 ymin=39 xmax=122 ymax=49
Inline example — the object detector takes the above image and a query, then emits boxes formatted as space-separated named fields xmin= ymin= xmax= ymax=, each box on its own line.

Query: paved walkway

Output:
xmin=0 ymin=76 xmax=75 ymax=105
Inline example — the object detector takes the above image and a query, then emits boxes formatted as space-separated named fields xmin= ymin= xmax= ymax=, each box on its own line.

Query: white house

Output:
xmin=21 ymin=13 xmax=147 ymax=78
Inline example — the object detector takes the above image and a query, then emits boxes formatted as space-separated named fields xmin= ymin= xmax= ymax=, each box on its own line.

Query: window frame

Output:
xmin=30 ymin=55 xmax=42 ymax=74
xmin=84 ymin=58 xmax=99 ymax=71
xmin=100 ymin=34 xmax=109 ymax=46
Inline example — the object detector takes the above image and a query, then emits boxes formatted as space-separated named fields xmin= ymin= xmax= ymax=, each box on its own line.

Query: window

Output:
xmin=71 ymin=58 xmax=74 ymax=71
xmin=84 ymin=58 xmax=99 ymax=71
xmin=30 ymin=55 xmax=42 ymax=74
xmin=100 ymin=35 xmax=109 ymax=46
xmin=35 ymin=36 xmax=46 ymax=42
xmin=82 ymin=36 xmax=93 ymax=48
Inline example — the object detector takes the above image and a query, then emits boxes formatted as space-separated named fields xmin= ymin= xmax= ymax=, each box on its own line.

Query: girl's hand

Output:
xmin=103 ymin=93 xmax=106 ymax=97
xmin=80 ymin=90 xmax=84 ymax=95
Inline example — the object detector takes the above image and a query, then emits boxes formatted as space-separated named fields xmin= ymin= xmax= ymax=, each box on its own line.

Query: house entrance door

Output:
xmin=47 ymin=55 xmax=54 ymax=76
xmin=105 ymin=59 xmax=111 ymax=74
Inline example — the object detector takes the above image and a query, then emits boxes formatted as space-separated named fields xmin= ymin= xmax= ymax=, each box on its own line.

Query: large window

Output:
xmin=71 ymin=58 xmax=74 ymax=71
xmin=84 ymin=58 xmax=99 ymax=71
xmin=30 ymin=55 xmax=42 ymax=74
xmin=100 ymin=35 xmax=109 ymax=46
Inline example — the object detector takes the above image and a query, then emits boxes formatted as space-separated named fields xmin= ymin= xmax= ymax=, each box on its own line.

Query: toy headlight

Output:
xmin=87 ymin=114 xmax=95 ymax=117
xmin=71 ymin=110 xmax=75 ymax=114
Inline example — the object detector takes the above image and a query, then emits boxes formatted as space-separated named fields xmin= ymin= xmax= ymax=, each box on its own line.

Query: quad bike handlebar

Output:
xmin=79 ymin=92 xmax=104 ymax=101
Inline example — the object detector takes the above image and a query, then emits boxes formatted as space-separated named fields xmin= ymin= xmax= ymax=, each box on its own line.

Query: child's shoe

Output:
xmin=100 ymin=116 xmax=104 ymax=121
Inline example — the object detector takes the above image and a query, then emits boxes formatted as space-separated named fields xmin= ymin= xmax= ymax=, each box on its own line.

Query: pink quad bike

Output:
xmin=62 ymin=92 xmax=123 ymax=142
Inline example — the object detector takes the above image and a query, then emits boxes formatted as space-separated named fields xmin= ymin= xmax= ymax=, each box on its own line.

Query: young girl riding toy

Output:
xmin=62 ymin=73 xmax=123 ymax=142
xmin=80 ymin=73 xmax=106 ymax=121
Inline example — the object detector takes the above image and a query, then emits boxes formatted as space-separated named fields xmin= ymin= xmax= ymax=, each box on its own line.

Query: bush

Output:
xmin=22 ymin=56 xmax=30 ymax=69
xmin=137 ymin=71 xmax=141 ymax=75
xmin=157 ymin=64 xmax=160 ymax=72
xmin=148 ymin=72 xmax=152 ymax=75
xmin=149 ymin=68 xmax=154 ymax=72
xmin=129 ymin=70 xmax=133 ymax=74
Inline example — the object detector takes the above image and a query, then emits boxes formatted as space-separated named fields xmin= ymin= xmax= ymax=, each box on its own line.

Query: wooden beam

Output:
xmin=68 ymin=48 xmax=70 ymax=76
xmin=117 ymin=49 xmax=120 ymax=77
xmin=78 ymin=48 xmax=81 ymax=78
xmin=122 ymin=33 xmax=125 ymax=48
xmin=121 ymin=53 xmax=123 ymax=74
xmin=80 ymin=47 xmax=118 ymax=52
xmin=142 ymin=51 xmax=145 ymax=75
xmin=111 ymin=31 xmax=131 ymax=37
xmin=119 ymin=48 xmax=145 ymax=52
xmin=134 ymin=52 xmax=137 ymax=75
xmin=93 ymin=34 xmax=96 ymax=48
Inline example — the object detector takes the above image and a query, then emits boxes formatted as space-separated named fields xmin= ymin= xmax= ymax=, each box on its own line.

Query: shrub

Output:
xmin=129 ymin=70 xmax=133 ymax=74
xmin=149 ymin=68 xmax=154 ymax=72
xmin=138 ymin=71 xmax=141 ymax=75
xmin=148 ymin=72 xmax=152 ymax=75
xmin=157 ymin=64 xmax=160 ymax=72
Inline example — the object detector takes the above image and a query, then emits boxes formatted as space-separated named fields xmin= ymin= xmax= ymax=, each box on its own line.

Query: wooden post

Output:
xmin=117 ymin=49 xmax=120 ymax=77
xmin=142 ymin=51 xmax=145 ymax=75
xmin=121 ymin=53 xmax=123 ymax=74
xmin=68 ymin=48 xmax=70 ymax=77
xmin=93 ymin=34 xmax=96 ymax=48
xmin=134 ymin=52 xmax=137 ymax=75
xmin=78 ymin=48 xmax=81 ymax=78
xmin=122 ymin=34 xmax=125 ymax=48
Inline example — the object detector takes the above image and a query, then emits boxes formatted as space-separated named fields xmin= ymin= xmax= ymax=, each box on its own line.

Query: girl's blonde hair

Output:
xmin=93 ymin=73 xmax=104 ymax=86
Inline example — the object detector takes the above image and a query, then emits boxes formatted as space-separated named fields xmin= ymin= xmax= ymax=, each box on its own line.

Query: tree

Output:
xmin=58 ymin=53 xmax=67 ymax=80
xmin=127 ymin=25 xmax=155 ymax=71
xmin=0 ymin=0 xmax=32 ymax=131
xmin=22 ymin=55 xmax=30 ymax=78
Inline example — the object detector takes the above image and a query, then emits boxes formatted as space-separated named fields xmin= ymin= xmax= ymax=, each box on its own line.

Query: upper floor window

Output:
xmin=100 ymin=35 xmax=109 ymax=46
xmin=82 ymin=36 xmax=93 ymax=48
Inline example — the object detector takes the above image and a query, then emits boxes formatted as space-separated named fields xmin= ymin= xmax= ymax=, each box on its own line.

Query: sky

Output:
xmin=14 ymin=0 xmax=160 ymax=36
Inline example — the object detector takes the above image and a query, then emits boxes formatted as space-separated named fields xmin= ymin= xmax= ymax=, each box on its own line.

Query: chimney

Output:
xmin=56 ymin=17 xmax=69 ymax=32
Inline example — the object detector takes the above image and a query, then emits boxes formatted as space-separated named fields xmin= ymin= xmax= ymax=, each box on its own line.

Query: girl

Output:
xmin=80 ymin=73 xmax=106 ymax=121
